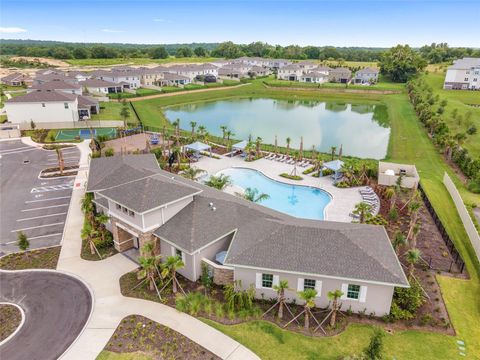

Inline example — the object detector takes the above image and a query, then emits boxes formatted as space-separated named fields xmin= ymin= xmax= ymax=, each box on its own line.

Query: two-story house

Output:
xmin=443 ymin=57 xmax=480 ymax=90
xmin=354 ymin=67 xmax=379 ymax=84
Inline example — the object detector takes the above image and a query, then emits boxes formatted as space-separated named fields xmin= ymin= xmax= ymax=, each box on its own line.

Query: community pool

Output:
xmin=217 ymin=168 xmax=331 ymax=220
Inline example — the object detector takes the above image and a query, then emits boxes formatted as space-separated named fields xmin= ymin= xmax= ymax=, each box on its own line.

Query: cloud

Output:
xmin=101 ymin=28 xmax=124 ymax=33
xmin=153 ymin=18 xmax=172 ymax=23
xmin=0 ymin=27 xmax=27 ymax=34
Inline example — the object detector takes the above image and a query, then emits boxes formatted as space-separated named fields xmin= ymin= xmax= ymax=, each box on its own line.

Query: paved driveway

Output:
xmin=0 ymin=140 xmax=80 ymax=253
xmin=0 ymin=270 xmax=92 ymax=360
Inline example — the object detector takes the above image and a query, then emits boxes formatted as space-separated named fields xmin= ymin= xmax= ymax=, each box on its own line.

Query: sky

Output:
xmin=0 ymin=0 xmax=478 ymax=47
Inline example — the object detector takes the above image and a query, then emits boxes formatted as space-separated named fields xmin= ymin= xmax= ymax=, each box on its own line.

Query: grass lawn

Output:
xmin=422 ymin=71 xmax=480 ymax=157
xmin=67 ymin=57 xmax=220 ymax=67
xmin=96 ymin=352 xmax=151 ymax=360
xmin=91 ymin=101 xmax=139 ymax=125
xmin=132 ymin=78 xmax=480 ymax=359
xmin=0 ymin=246 xmax=61 ymax=269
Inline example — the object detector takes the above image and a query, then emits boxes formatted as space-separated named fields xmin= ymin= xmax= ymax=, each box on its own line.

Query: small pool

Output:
xmin=217 ymin=168 xmax=331 ymax=220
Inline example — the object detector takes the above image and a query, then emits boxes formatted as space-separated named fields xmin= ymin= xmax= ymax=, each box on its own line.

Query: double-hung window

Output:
xmin=303 ymin=278 xmax=316 ymax=290
xmin=262 ymin=273 xmax=273 ymax=288
xmin=347 ymin=284 xmax=361 ymax=300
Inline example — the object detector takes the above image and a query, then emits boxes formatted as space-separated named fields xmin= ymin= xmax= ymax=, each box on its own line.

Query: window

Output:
xmin=347 ymin=284 xmax=361 ymax=300
xmin=303 ymin=279 xmax=316 ymax=290
xmin=116 ymin=204 xmax=121 ymax=210
xmin=64 ymin=103 xmax=69 ymax=109
xmin=474 ymin=78 xmax=478 ymax=82
xmin=464 ymin=78 xmax=469 ymax=81
xmin=122 ymin=207 xmax=128 ymax=213
xmin=175 ymin=248 xmax=182 ymax=258
xmin=42 ymin=103 xmax=46 ymax=107
xmin=128 ymin=210 xmax=134 ymax=217
xmin=262 ymin=273 xmax=273 ymax=288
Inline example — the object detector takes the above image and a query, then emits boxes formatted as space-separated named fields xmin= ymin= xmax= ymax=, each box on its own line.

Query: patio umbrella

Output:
xmin=339 ymin=144 xmax=343 ymax=159
xmin=299 ymin=136 xmax=303 ymax=160
xmin=274 ymin=135 xmax=278 ymax=155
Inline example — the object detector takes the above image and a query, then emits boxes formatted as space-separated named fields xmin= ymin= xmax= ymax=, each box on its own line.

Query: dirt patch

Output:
xmin=104 ymin=314 xmax=220 ymax=359
xmin=0 ymin=246 xmax=61 ymax=270
xmin=10 ymin=56 xmax=70 ymax=68
xmin=0 ymin=304 xmax=22 ymax=342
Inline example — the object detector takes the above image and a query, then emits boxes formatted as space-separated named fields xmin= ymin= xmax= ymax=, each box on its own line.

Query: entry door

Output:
xmin=133 ymin=237 xmax=139 ymax=249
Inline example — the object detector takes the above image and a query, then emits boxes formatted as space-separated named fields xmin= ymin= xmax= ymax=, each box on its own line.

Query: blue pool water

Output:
xmin=217 ymin=168 xmax=331 ymax=220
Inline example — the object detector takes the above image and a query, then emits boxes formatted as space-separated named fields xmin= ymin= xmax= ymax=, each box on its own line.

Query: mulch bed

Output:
xmin=80 ymin=239 xmax=117 ymax=262
xmin=0 ymin=304 xmax=22 ymax=342
xmin=104 ymin=314 xmax=220 ymax=360
xmin=211 ymin=145 xmax=229 ymax=155
xmin=0 ymin=246 xmax=61 ymax=270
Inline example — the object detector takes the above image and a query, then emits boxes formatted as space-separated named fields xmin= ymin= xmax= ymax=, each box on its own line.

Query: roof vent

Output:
xmin=209 ymin=202 xmax=213 ymax=207
xmin=212 ymin=207 xmax=216 ymax=211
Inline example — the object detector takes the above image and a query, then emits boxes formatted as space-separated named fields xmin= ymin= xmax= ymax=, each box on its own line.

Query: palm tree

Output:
xmin=410 ymin=223 xmax=421 ymax=249
xmin=161 ymin=255 xmax=185 ymax=294
xmin=407 ymin=201 xmax=421 ymax=244
xmin=255 ymin=137 xmax=262 ymax=157
xmin=81 ymin=193 xmax=94 ymax=224
xmin=182 ymin=166 xmax=205 ymax=181
xmin=244 ymin=141 xmax=255 ymax=161
xmin=95 ymin=213 xmax=109 ymax=242
xmin=190 ymin=121 xmax=197 ymax=137
xmin=198 ymin=125 xmax=206 ymax=140
xmin=81 ymin=221 xmax=101 ymax=257
xmin=172 ymin=119 xmax=180 ymax=145
xmin=327 ymin=289 xmax=344 ymax=327
xmin=353 ymin=202 xmax=372 ymax=224
xmin=55 ymin=146 xmax=64 ymax=175
xmin=406 ymin=248 xmax=421 ymax=278
xmin=138 ymin=252 xmax=162 ymax=291
xmin=298 ymin=288 xmax=317 ymax=330
xmin=243 ymin=187 xmax=269 ymax=203
xmin=286 ymin=137 xmax=291 ymax=156
xmin=220 ymin=125 xmax=228 ymax=142
xmin=384 ymin=187 xmax=397 ymax=211
xmin=273 ymin=280 xmax=289 ymax=320
xmin=315 ymin=155 xmax=324 ymax=176
xmin=204 ymin=174 xmax=232 ymax=190
xmin=392 ymin=232 xmax=407 ymax=255
xmin=226 ymin=130 xmax=234 ymax=142
xmin=330 ymin=146 xmax=337 ymax=161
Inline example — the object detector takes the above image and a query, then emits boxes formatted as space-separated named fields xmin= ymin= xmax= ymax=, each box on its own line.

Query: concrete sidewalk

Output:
xmin=55 ymin=139 xmax=259 ymax=360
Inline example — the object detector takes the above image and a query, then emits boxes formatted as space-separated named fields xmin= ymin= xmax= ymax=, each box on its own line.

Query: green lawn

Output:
xmin=91 ymin=102 xmax=139 ymax=125
xmin=66 ymin=57 xmax=220 ymax=67
xmin=131 ymin=78 xmax=480 ymax=359
xmin=423 ymin=71 xmax=480 ymax=157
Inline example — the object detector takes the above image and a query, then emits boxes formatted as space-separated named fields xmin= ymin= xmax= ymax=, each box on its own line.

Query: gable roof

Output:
xmin=30 ymin=79 xmax=81 ymax=91
xmin=6 ymin=90 xmax=78 ymax=103
xmin=81 ymin=78 xmax=120 ymax=87
xmin=2 ymin=72 xmax=27 ymax=82
xmin=356 ymin=67 xmax=379 ymax=75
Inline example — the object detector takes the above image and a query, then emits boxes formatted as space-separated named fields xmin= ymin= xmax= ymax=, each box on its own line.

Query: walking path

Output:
xmin=53 ymin=139 xmax=259 ymax=360
xmin=127 ymin=82 xmax=250 ymax=102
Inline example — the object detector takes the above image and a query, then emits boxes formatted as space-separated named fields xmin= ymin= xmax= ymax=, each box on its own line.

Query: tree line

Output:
xmin=1 ymin=39 xmax=477 ymax=62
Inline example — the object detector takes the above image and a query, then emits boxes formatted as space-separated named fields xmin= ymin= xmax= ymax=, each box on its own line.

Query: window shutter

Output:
xmin=181 ymin=252 xmax=186 ymax=264
xmin=171 ymin=246 xmax=175 ymax=256
xmin=297 ymin=278 xmax=304 ymax=292
xmin=255 ymin=273 xmax=262 ymax=289
xmin=359 ymin=286 xmax=368 ymax=303
xmin=273 ymin=275 xmax=279 ymax=287
xmin=341 ymin=284 xmax=348 ymax=300
xmin=315 ymin=281 xmax=322 ymax=297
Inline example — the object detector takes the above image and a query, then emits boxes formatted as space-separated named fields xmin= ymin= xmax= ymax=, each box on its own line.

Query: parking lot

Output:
xmin=0 ymin=140 xmax=80 ymax=254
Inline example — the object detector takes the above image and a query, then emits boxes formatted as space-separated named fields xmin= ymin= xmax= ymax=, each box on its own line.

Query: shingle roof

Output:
xmin=81 ymin=78 xmax=120 ymax=87
xmin=30 ymin=80 xmax=81 ymax=91
xmin=448 ymin=57 xmax=480 ymax=70
xmin=1 ymin=72 xmax=26 ymax=82
xmin=356 ymin=67 xmax=379 ymax=75
xmin=76 ymin=95 xmax=99 ymax=108
xmin=6 ymin=90 xmax=77 ymax=103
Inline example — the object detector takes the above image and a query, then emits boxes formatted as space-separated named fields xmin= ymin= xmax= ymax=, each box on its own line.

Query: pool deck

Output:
xmin=195 ymin=155 xmax=364 ymax=223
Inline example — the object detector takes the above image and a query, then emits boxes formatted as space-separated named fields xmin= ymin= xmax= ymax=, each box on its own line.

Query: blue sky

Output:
xmin=0 ymin=1 xmax=478 ymax=47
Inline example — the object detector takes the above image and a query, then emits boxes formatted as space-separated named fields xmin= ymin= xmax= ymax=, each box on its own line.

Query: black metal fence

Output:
xmin=418 ymin=183 xmax=466 ymax=274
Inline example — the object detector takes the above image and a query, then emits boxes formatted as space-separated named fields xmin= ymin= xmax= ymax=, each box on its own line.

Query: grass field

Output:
xmin=131 ymin=78 xmax=480 ymax=359
xmin=66 ymin=57 xmax=220 ymax=67
xmin=422 ymin=71 xmax=480 ymax=157
xmin=91 ymin=102 xmax=139 ymax=125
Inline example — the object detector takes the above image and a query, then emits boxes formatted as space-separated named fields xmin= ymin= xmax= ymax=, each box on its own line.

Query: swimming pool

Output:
xmin=217 ymin=168 xmax=331 ymax=220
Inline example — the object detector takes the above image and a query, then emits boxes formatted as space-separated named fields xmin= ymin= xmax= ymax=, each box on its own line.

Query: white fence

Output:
xmin=18 ymin=120 xmax=124 ymax=130
xmin=443 ymin=172 xmax=480 ymax=262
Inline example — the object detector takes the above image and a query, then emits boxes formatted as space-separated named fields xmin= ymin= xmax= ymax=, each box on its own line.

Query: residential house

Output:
xmin=97 ymin=69 xmax=141 ymax=89
xmin=81 ymin=78 xmax=124 ymax=94
xmin=300 ymin=71 xmax=329 ymax=84
xmin=314 ymin=66 xmax=331 ymax=75
xmin=1 ymin=72 xmax=32 ymax=87
xmin=277 ymin=64 xmax=304 ymax=81
xmin=249 ymin=65 xmax=272 ymax=77
xmin=158 ymin=73 xmax=191 ymax=86
xmin=297 ymin=61 xmax=318 ymax=71
xmin=329 ymin=68 xmax=352 ymax=83
xmin=269 ymin=59 xmax=293 ymax=69
xmin=166 ymin=64 xmax=219 ymax=81
xmin=218 ymin=64 xmax=251 ymax=78
xmin=33 ymin=72 xmax=77 ymax=85
xmin=354 ymin=67 xmax=379 ymax=84
xmin=29 ymin=79 xmax=83 ymax=95
xmin=443 ymin=57 xmax=480 ymax=90
xmin=87 ymin=154 xmax=409 ymax=316
xmin=139 ymin=66 xmax=169 ymax=86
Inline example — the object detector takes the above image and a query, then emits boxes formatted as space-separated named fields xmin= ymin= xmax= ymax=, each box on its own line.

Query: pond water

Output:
xmin=164 ymin=98 xmax=390 ymax=159
xmin=217 ymin=167 xmax=331 ymax=220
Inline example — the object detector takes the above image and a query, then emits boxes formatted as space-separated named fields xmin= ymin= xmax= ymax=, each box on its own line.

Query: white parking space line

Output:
xmin=25 ymin=196 xmax=71 ymax=203
xmin=4 ymin=233 xmax=63 ymax=244
xmin=17 ymin=212 xmax=67 ymax=222
xmin=22 ymin=204 xmax=69 ymax=212
xmin=31 ymin=184 xmax=73 ymax=193
xmin=0 ymin=148 xmax=36 ymax=155
xmin=11 ymin=222 xmax=64 ymax=233
xmin=0 ymin=146 xmax=32 ymax=153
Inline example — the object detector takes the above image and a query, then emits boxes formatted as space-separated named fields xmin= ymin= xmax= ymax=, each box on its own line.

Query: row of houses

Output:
xmin=443 ymin=57 xmax=480 ymax=90
xmin=87 ymin=154 xmax=409 ymax=316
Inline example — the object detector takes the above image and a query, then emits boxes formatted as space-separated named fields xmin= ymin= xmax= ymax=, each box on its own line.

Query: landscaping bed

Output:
xmin=40 ymin=165 xmax=79 ymax=178
xmin=101 ymin=314 xmax=220 ymax=360
xmin=0 ymin=304 xmax=22 ymax=342
xmin=0 ymin=246 xmax=61 ymax=270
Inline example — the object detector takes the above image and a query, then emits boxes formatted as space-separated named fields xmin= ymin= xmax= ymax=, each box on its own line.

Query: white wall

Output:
xmin=5 ymin=100 xmax=79 ymax=124
xmin=143 ymin=196 xmax=193 ymax=229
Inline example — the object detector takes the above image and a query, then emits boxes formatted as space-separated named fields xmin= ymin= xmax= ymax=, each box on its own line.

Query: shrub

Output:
xmin=363 ymin=328 xmax=384 ymax=360
xmin=390 ymin=281 xmax=425 ymax=320
xmin=279 ymin=173 xmax=303 ymax=181
xmin=104 ymin=147 xmax=114 ymax=157
xmin=388 ymin=208 xmax=398 ymax=221
xmin=420 ymin=313 xmax=433 ymax=326
xmin=302 ymin=167 xmax=315 ymax=175
xmin=224 ymin=280 xmax=255 ymax=312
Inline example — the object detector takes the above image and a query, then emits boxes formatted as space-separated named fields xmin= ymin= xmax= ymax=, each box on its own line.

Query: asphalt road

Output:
xmin=0 ymin=140 xmax=79 ymax=253
xmin=0 ymin=271 xmax=92 ymax=360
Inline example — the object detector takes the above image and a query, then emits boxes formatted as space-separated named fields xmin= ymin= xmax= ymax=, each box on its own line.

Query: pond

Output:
xmin=164 ymin=98 xmax=390 ymax=159
xmin=216 ymin=168 xmax=331 ymax=220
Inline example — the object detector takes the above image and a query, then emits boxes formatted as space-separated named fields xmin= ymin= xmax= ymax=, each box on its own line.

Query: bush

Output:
xmin=104 ymin=147 xmax=114 ymax=157
xmin=390 ymin=281 xmax=425 ymax=320
xmin=420 ymin=313 xmax=434 ymax=326
xmin=467 ymin=180 xmax=480 ymax=194
xmin=302 ymin=167 xmax=315 ymax=175
xmin=279 ymin=173 xmax=303 ymax=181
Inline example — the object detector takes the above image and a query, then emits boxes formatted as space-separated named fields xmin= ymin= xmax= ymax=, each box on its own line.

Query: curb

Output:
xmin=0 ymin=302 xmax=26 ymax=346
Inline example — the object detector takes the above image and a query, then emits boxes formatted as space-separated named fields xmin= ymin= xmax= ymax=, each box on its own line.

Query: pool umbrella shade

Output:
xmin=231 ymin=140 xmax=248 ymax=157
xmin=323 ymin=159 xmax=345 ymax=182
xmin=215 ymin=251 xmax=228 ymax=265
xmin=184 ymin=141 xmax=211 ymax=157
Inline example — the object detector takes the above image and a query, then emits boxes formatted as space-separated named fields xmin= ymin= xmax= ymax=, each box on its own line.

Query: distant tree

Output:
xmin=194 ymin=47 xmax=207 ymax=57
xmin=17 ymin=232 xmax=30 ymax=254
xmin=30 ymin=120 xmax=36 ymax=130
xmin=150 ymin=46 xmax=168 ymax=59
xmin=211 ymin=41 xmax=244 ymax=59
xmin=120 ymin=103 xmax=130 ymax=128
xmin=73 ymin=47 xmax=90 ymax=59
xmin=176 ymin=47 xmax=193 ymax=58
xmin=379 ymin=45 xmax=427 ymax=82
xmin=51 ymin=47 xmax=73 ymax=59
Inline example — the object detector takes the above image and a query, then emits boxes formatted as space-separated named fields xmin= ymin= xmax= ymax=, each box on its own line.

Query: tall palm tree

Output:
xmin=286 ymin=137 xmax=291 ymax=156
xmin=204 ymin=174 xmax=232 ymax=190
xmin=190 ymin=121 xmax=197 ymax=137
xmin=384 ymin=187 xmax=397 ymax=211
xmin=220 ymin=125 xmax=228 ymax=142
xmin=198 ymin=125 xmax=206 ymax=140
xmin=327 ymin=289 xmax=344 ymax=327
xmin=243 ymin=187 xmax=269 ymax=203
xmin=406 ymin=248 xmax=421 ymax=278
xmin=315 ymin=155 xmax=324 ymax=176
xmin=298 ymin=288 xmax=317 ymax=330
xmin=172 ymin=119 xmax=180 ymax=145
xmin=255 ymin=137 xmax=262 ymax=157
xmin=407 ymin=201 xmax=421 ymax=243
xmin=161 ymin=255 xmax=185 ymax=294
xmin=95 ymin=213 xmax=109 ymax=242
xmin=353 ymin=202 xmax=372 ymax=224
xmin=273 ymin=280 xmax=289 ymax=320
xmin=81 ymin=221 xmax=101 ymax=257
xmin=330 ymin=146 xmax=337 ymax=161
xmin=226 ymin=130 xmax=234 ymax=142
xmin=81 ymin=193 xmax=94 ymax=224
xmin=244 ymin=142 xmax=255 ymax=161
xmin=392 ymin=232 xmax=407 ymax=255
xmin=55 ymin=146 xmax=64 ymax=175
xmin=182 ymin=166 xmax=205 ymax=181
xmin=410 ymin=223 xmax=421 ymax=249
xmin=138 ymin=253 xmax=162 ymax=291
